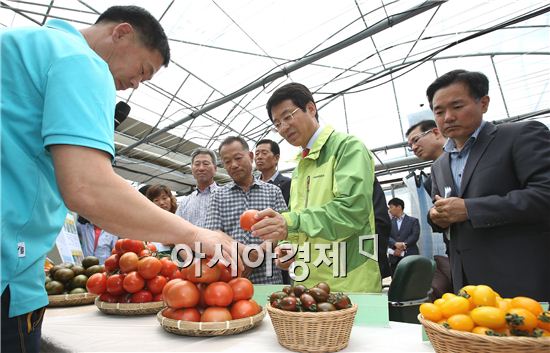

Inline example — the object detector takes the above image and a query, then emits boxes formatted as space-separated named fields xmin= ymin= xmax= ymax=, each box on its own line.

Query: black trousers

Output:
xmin=1 ymin=287 xmax=46 ymax=353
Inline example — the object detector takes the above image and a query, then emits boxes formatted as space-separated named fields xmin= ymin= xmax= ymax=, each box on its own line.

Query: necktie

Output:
xmin=93 ymin=226 xmax=102 ymax=252
xmin=302 ymin=148 xmax=310 ymax=158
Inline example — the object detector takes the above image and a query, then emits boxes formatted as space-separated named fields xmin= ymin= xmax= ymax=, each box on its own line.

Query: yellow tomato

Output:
xmin=441 ymin=296 xmax=470 ymax=318
xmin=447 ymin=314 xmax=475 ymax=332
xmin=441 ymin=292 xmax=457 ymax=301
xmin=419 ymin=303 xmax=443 ymax=322
xmin=506 ymin=307 xmax=538 ymax=331
xmin=471 ymin=326 xmax=492 ymax=335
xmin=470 ymin=306 xmax=506 ymax=329
xmin=496 ymin=297 xmax=512 ymax=312
xmin=458 ymin=285 xmax=477 ymax=298
xmin=471 ymin=285 xmax=497 ymax=307
xmin=434 ymin=298 xmax=445 ymax=307
xmin=510 ymin=296 xmax=543 ymax=317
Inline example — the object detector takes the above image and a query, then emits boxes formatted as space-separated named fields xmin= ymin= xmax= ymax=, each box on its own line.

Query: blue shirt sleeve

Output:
xmin=41 ymin=54 xmax=115 ymax=157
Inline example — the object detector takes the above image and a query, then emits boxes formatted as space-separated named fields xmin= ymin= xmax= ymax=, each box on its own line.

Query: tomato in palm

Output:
xmin=130 ymin=289 xmax=153 ymax=303
xmin=187 ymin=259 xmax=220 ymax=283
xmin=240 ymin=209 xmax=258 ymax=231
xmin=106 ymin=274 xmax=126 ymax=296
xmin=217 ymin=262 xmax=236 ymax=282
xmin=164 ymin=280 xmax=200 ymax=309
xmin=137 ymin=256 xmax=162 ymax=279
xmin=201 ymin=307 xmax=232 ymax=322
xmin=119 ymin=252 xmax=139 ymax=273
xmin=122 ymin=271 xmax=145 ymax=293
xmin=104 ymin=254 xmax=119 ymax=273
xmin=204 ymin=282 xmax=233 ymax=307
xmin=146 ymin=275 xmax=167 ymax=295
xmin=121 ymin=239 xmax=145 ymax=254
xmin=86 ymin=273 xmax=107 ymax=295
xmin=228 ymin=278 xmax=254 ymax=301
xmin=231 ymin=299 xmax=260 ymax=319
xmin=160 ymin=258 xmax=178 ymax=277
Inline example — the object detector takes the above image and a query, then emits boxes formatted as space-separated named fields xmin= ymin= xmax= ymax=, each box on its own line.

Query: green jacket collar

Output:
xmin=296 ymin=126 xmax=335 ymax=160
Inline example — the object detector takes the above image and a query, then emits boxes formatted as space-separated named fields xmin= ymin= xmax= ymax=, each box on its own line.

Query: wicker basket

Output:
xmin=95 ymin=297 xmax=164 ymax=315
xmin=47 ymin=293 xmax=97 ymax=307
xmin=157 ymin=306 xmax=266 ymax=336
xmin=418 ymin=314 xmax=550 ymax=353
xmin=267 ymin=303 xmax=358 ymax=353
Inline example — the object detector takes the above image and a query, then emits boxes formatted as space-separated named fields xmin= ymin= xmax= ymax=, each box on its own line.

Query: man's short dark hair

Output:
xmin=266 ymin=82 xmax=318 ymax=121
xmin=96 ymin=5 xmax=170 ymax=66
xmin=191 ymin=147 xmax=217 ymax=165
xmin=388 ymin=197 xmax=405 ymax=210
xmin=219 ymin=136 xmax=249 ymax=154
xmin=406 ymin=119 xmax=437 ymax=137
xmin=426 ymin=69 xmax=489 ymax=110
xmin=256 ymin=139 xmax=280 ymax=156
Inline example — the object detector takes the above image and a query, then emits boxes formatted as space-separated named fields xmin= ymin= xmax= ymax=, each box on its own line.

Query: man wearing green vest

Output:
xmin=251 ymin=83 xmax=381 ymax=293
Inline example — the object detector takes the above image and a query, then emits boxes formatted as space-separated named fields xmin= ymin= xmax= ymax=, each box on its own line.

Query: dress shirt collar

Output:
xmin=444 ymin=120 xmax=486 ymax=153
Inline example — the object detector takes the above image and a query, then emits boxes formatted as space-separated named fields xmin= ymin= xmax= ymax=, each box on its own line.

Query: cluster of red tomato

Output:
xmin=162 ymin=258 xmax=261 ymax=322
xmin=86 ymin=239 xmax=181 ymax=303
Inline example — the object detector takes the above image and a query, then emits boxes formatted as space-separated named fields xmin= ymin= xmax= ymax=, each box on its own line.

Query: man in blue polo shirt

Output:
xmin=1 ymin=6 xmax=237 ymax=352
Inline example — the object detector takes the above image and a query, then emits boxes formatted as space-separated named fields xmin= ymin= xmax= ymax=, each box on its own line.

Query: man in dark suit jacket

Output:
xmin=255 ymin=139 xmax=291 ymax=206
xmin=427 ymin=69 xmax=550 ymax=301
xmin=387 ymin=198 xmax=420 ymax=275
xmin=373 ymin=178 xmax=392 ymax=279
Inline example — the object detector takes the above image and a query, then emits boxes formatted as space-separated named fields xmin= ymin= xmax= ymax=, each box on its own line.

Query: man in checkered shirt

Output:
xmin=204 ymin=136 xmax=285 ymax=284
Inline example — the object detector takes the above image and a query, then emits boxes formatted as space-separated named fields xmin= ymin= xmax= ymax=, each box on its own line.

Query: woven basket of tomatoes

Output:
xmin=157 ymin=258 xmax=264 ymax=336
xmin=418 ymin=285 xmax=550 ymax=353
xmin=88 ymin=239 xmax=181 ymax=315
xmin=266 ymin=282 xmax=357 ymax=353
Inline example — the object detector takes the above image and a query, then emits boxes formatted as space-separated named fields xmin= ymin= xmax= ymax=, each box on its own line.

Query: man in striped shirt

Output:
xmin=176 ymin=148 xmax=219 ymax=227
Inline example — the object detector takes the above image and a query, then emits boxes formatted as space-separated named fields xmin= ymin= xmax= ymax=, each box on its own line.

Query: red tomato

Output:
xmin=217 ymin=262 xmax=234 ymax=282
xmin=201 ymin=307 xmax=232 ymax=322
xmin=86 ymin=273 xmax=107 ymax=295
xmin=146 ymin=275 xmax=167 ymax=295
xmin=122 ymin=271 xmax=145 ymax=293
xmin=104 ymin=254 xmax=119 ymax=273
xmin=162 ymin=278 xmax=182 ymax=299
xmin=152 ymin=293 xmax=163 ymax=302
xmin=160 ymin=258 xmax=178 ymax=277
xmin=231 ymin=299 xmax=261 ymax=319
xmin=187 ymin=259 xmax=221 ymax=284
xmin=139 ymin=249 xmax=152 ymax=257
xmin=111 ymin=248 xmax=117 ymax=255
xmin=106 ymin=274 xmax=126 ymax=296
xmin=99 ymin=292 xmax=119 ymax=303
xmin=130 ymin=289 xmax=153 ymax=303
xmin=204 ymin=282 xmax=233 ymax=307
xmin=137 ymin=257 xmax=162 ymax=279
xmin=119 ymin=252 xmax=139 ymax=273
xmin=170 ymin=308 xmax=201 ymax=322
xmin=115 ymin=239 xmax=124 ymax=253
xmin=121 ymin=239 xmax=145 ymax=254
xmin=240 ymin=209 xmax=258 ymax=231
xmin=147 ymin=243 xmax=157 ymax=252
xmin=162 ymin=307 xmax=175 ymax=318
xmin=228 ymin=278 xmax=254 ymax=301
xmin=164 ymin=280 xmax=200 ymax=309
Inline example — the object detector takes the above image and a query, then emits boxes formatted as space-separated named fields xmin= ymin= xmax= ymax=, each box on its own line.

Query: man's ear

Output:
xmin=480 ymin=95 xmax=490 ymax=113
xmin=112 ymin=23 xmax=134 ymax=43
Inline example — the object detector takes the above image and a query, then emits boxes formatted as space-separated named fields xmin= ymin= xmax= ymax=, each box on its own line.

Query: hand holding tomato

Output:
xmin=249 ymin=208 xmax=288 ymax=241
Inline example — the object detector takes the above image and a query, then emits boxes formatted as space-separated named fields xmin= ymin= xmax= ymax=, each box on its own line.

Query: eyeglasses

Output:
xmin=272 ymin=108 xmax=299 ymax=131
xmin=407 ymin=129 xmax=433 ymax=151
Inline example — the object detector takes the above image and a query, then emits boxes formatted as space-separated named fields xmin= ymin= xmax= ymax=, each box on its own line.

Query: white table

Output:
xmin=41 ymin=305 xmax=434 ymax=352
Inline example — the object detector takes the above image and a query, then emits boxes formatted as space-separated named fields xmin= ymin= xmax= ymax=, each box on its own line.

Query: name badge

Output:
xmin=17 ymin=242 xmax=26 ymax=257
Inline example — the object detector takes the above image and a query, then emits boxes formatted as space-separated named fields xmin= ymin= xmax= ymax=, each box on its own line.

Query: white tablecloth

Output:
xmin=41 ymin=305 xmax=434 ymax=352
